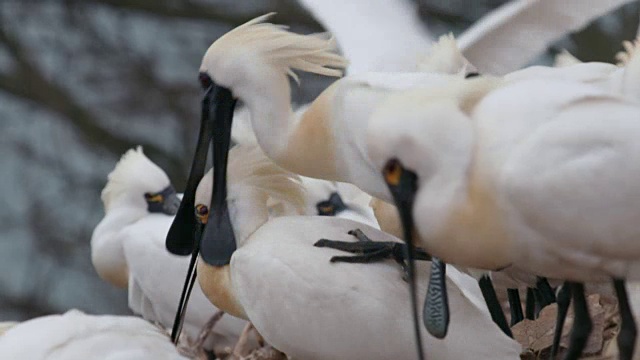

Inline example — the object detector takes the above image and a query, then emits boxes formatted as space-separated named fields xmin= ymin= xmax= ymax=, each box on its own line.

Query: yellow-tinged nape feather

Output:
xmin=615 ymin=37 xmax=640 ymax=66
xmin=417 ymin=33 xmax=476 ymax=75
xmin=101 ymin=146 xmax=170 ymax=212
xmin=202 ymin=13 xmax=348 ymax=84
xmin=227 ymin=144 xmax=306 ymax=214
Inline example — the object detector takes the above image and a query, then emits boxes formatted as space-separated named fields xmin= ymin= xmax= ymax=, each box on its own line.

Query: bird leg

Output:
xmin=525 ymin=287 xmax=536 ymax=320
xmin=536 ymin=277 xmax=556 ymax=307
xmin=478 ymin=275 xmax=512 ymax=338
xmin=563 ymin=282 xmax=592 ymax=360
xmin=613 ymin=279 xmax=637 ymax=360
xmin=550 ymin=282 xmax=571 ymax=360
xmin=232 ymin=323 xmax=256 ymax=359
xmin=423 ymin=257 xmax=449 ymax=339
xmin=314 ymin=228 xmax=430 ymax=281
xmin=507 ymin=288 xmax=524 ymax=326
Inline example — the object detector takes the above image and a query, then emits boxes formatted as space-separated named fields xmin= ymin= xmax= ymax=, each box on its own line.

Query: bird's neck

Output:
xmin=91 ymin=201 xmax=147 ymax=288
xmin=229 ymin=189 xmax=270 ymax=247
xmin=245 ymin=75 xmax=340 ymax=180
xmin=415 ymin=156 xmax=512 ymax=271
xmin=241 ymin=73 xmax=294 ymax=162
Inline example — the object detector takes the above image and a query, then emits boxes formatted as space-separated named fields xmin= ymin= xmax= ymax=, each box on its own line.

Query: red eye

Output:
xmin=199 ymin=72 xmax=213 ymax=90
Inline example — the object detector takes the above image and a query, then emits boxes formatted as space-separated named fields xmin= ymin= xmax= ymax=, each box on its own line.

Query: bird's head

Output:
xmin=367 ymin=84 xmax=478 ymax=245
xmin=101 ymin=146 xmax=180 ymax=216
xmin=167 ymin=13 xmax=345 ymax=256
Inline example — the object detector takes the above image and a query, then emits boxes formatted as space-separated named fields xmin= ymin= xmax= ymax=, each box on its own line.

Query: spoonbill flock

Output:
xmin=4 ymin=0 xmax=640 ymax=359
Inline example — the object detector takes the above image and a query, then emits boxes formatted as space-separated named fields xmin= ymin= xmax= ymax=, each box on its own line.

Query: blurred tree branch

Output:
xmin=0 ymin=25 xmax=185 ymax=182
xmin=77 ymin=0 xmax=321 ymax=28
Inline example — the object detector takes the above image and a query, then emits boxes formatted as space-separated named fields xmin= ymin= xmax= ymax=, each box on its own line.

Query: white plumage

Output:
xmin=295 ymin=0 xmax=433 ymax=75
xmin=458 ymin=0 xmax=638 ymax=75
xmin=0 ymin=310 xmax=188 ymax=360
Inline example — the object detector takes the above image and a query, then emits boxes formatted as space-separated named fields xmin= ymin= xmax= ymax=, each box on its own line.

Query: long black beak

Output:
xmin=169 ymin=75 xmax=237 ymax=342
xmin=166 ymin=84 xmax=217 ymax=255
xmin=170 ymin=223 xmax=203 ymax=344
xmin=200 ymin=84 xmax=237 ymax=266
xmin=384 ymin=159 xmax=425 ymax=360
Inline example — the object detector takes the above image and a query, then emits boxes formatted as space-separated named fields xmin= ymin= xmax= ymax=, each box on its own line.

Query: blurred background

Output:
xmin=0 ymin=0 xmax=638 ymax=321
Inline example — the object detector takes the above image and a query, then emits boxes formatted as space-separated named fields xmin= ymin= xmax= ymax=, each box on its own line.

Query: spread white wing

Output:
xmin=296 ymin=0 xmax=433 ymax=74
xmin=458 ymin=0 xmax=637 ymax=75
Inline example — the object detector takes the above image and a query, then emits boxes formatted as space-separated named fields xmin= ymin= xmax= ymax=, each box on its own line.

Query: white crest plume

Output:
xmin=616 ymin=37 xmax=640 ymax=66
xmin=101 ymin=147 xmax=170 ymax=211
xmin=201 ymin=13 xmax=348 ymax=85
xmin=417 ymin=33 xmax=476 ymax=75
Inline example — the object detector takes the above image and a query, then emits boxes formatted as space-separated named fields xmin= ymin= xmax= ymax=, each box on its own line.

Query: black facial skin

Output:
xmin=145 ymin=185 xmax=180 ymax=215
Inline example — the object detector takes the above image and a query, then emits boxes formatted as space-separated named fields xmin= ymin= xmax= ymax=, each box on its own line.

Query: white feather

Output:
xmin=295 ymin=0 xmax=433 ymax=74
xmin=458 ymin=0 xmax=637 ymax=75
xmin=0 ymin=310 xmax=188 ymax=360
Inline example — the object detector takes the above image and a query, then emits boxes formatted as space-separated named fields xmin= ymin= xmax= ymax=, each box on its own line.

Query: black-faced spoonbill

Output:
xmin=368 ymin=76 xmax=640 ymax=360
xmin=91 ymin=147 xmax=250 ymax=353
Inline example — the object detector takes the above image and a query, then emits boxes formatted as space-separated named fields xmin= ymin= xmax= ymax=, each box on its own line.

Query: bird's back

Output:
xmin=231 ymin=216 xmax=521 ymax=360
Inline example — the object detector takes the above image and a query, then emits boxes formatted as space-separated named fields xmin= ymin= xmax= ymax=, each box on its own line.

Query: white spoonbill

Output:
xmin=366 ymin=76 xmax=640 ymax=360
xmin=0 ymin=310 xmax=188 ymax=359
xmin=91 ymin=147 xmax=249 ymax=353
xmin=186 ymin=144 xmax=522 ymax=360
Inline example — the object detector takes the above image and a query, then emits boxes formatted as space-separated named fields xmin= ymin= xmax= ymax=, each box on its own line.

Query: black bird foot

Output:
xmin=314 ymin=228 xmax=430 ymax=281
xmin=613 ymin=279 xmax=637 ymax=360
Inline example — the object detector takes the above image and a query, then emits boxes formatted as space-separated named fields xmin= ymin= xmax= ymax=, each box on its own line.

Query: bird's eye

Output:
xmin=198 ymin=72 xmax=213 ymax=90
xmin=195 ymin=204 xmax=210 ymax=224
xmin=383 ymin=159 xmax=403 ymax=186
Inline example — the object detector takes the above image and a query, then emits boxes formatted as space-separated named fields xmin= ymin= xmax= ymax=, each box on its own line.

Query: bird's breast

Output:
xmin=197 ymin=259 xmax=247 ymax=320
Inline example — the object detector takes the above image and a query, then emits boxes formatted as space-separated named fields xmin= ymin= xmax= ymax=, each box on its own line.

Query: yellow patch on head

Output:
xmin=146 ymin=194 xmax=163 ymax=203
xmin=318 ymin=204 xmax=334 ymax=215
xmin=383 ymin=160 xmax=403 ymax=186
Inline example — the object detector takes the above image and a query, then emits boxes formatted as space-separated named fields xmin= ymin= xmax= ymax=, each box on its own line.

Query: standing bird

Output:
xmin=0 ymin=310 xmax=189 ymax=359
xmin=366 ymin=76 xmax=640 ymax=360
xmin=188 ymin=144 xmax=522 ymax=360
xmin=92 ymin=147 xmax=249 ymax=354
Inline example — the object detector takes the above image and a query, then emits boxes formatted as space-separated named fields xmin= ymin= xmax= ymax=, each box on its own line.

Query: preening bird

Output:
xmin=0 ymin=310 xmax=189 ymax=359
xmin=188 ymin=144 xmax=521 ymax=360
xmin=92 ymin=147 xmax=249 ymax=353
xmin=367 ymin=76 xmax=640 ymax=360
